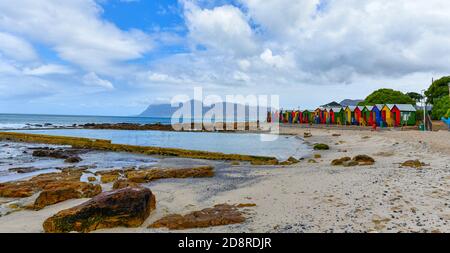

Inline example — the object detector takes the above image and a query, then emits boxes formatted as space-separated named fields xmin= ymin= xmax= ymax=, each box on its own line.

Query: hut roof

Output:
xmin=357 ymin=106 xmax=366 ymax=111
xmin=388 ymin=104 xmax=416 ymax=112
xmin=345 ymin=106 xmax=357 ymax=111
xmin=363 ymin=106 xmax=373 ymax=111
xmin=330 ymin=107 xmax=343 ymax=112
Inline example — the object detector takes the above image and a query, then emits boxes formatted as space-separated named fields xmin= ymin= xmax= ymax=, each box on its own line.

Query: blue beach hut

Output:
xmin=371 ymin=104 xmax=384 ymax=126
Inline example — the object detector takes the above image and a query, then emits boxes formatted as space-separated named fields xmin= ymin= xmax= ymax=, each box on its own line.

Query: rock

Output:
xmin=112 ymin=179 xmax=140 ymax=190
xmin=236 ymin=203 xmax=257 ymax=208
xmin=0 ymin=170 xmax=83 ymax=198
xmin=32 ymin=149 xmax=69 ymax=159
xmin=149 ymin=204 xmax=248 ymax=230
xmin=100 ymin=174 xmax=120 ymax=184
xmin=314 ymin=154 xmax=322 ymax=159
xmin=43 ymin=187 xmax=156 ymax=233
xmin=401 ymin=160 xmax=427 ymax=168
xmin=343 ymin=160 xmax=359 ymax=167
xmin=8 ymin=167 xmax=41 ymax=174
xmin=279 ymin=157 xmax=299 ymax=166
xmin=313 ymin=143 xmax=330 ymax=150
xmin=304 ymin=132 xmax=312 ymax=138
xmin=332 ymin=133 xmax=341 ymax=137
xmin=308 ymin=159 xmax=318 ymax=164
xmin=126 ymin=166 xmax=214 ymax=183
xmin=64 ymin=156 xmax=82 ymax=163
xmin=331 ymin=157 xmax=351 ymax=166
xmin=353 ymin=155 xmax=375 ymax=165
xmin=230 ymin=161 xmax=240 ymax=166
xmin=32 ymin=148 xmax=87 ymax=160
xmin=32 ymin=182 xmax=102 ymax=210
xmin=87 ymin=177 xmax=97 ymax=182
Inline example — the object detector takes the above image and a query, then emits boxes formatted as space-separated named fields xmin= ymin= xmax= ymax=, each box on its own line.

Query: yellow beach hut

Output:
xmin=381 ymin=104 xmax=393 ymax=127
xmin=344 ymin=106 xmax=356 ymax=125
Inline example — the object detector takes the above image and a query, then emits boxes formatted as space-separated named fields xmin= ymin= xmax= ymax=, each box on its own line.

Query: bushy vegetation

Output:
xmin=425 ymin=76 xmax=450 ymax=104
xmin=358 ymin=89 xmax=415 ymax=106
xmin=431 ymin=96 xmax=450 ymax=120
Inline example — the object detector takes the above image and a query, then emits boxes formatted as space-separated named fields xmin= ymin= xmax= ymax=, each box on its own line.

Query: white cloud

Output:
xmin=0 ymin=32 xmax=37 ymax=61
xmin=0 ymin=0 xmax=153 ymax=74
xmin=82 ymin=72 xmax=114 ymax=90
xmin=23 ymin=64 xmax=73 ymax=76
xmin=183 ymin=1 xmax=257 ymax=56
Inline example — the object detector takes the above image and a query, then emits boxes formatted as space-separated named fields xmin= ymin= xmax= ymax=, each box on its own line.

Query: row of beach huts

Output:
xmin=267 ymin=104 xmax=418 ymax=127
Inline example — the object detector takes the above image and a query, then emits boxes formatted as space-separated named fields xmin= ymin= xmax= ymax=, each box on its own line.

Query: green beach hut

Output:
xmin=396 ymin=104 xmax=417 ymax=126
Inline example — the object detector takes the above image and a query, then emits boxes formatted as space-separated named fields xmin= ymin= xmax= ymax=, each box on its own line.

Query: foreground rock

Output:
xmin=313 ymin=143 xmax=330 ymax=150
xmin=0 ymin=168 xmax=101 ymax=210
xmin=331 ymin=155 xmax=375 ymax=167
xmin=43 ymin=187 xmax=156 ymax=233
xmin=125 ymin=166 xmax=214 ymax=183
xmin=32 ymin=181 xmax=101 ymax=210
xmin=149 ymin=204 xmax=252 ymax=230
xmin=0 ymin=170 xmax=84 ymax=198
xmin=401 ymin=160 xmax=428 ymax=168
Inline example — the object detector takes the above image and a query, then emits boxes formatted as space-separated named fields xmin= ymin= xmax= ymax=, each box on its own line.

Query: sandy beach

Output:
xmin=0 ymin=127 xmax=449 ymax=233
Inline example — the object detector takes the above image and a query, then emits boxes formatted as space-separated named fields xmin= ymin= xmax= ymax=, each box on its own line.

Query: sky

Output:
xmin=1 ymin=0 xmax=450 ymax=116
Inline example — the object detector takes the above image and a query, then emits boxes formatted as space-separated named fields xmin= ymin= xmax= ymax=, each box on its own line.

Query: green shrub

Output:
xmin=431 ymin=96 xmax=450 ymax=119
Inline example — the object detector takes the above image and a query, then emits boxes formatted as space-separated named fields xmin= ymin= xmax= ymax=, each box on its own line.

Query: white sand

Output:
xmin=0 ymin=127 xmax=449 ymax=233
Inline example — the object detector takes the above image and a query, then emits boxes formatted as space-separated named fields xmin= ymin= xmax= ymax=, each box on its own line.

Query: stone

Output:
xmin=314 ymin=154 xmax=322 ymax=159
xmin=308 ymin=159 xmax=318 ymax=164
xmin=313 ymin=143 xmax=330 ymax=150
xmin=64 ymin=156 xmax=82 ymax=163
xmin=353 ymin=155 xmax=375 ymax=165
xmin=343 ymin=160 xmax=359 ymax=167
xmin=87 ymin=177 xmax=97 ymax=182
xmin=112 ymin=179 xmax=140 ymax=190
xmin=279 ymin=157 xmax=300 ymax=166
xmin=331 ymin=157 xmax=351 ymax=166
xmin=8 ymin=167 xmax=41 ymax=174
xmin=149 ymin=204 xmax=248 ymax=230
xmin=0 ymin=170 xmax=83 ymax=198
xmin=401 ymin=160 xmax=427 ymax=168
xmin=32 ymin=182 xmax=102 ymax=210
xmin=125 ymin=166 xmax=214 ymax=183
xmin=43 ymin=187 xmax=156 ymax=233
xmin=304 ymin=132 xmax=312 ymax=138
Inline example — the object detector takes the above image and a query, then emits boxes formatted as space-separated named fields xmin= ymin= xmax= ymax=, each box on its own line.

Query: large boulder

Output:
xmin=43 ymin=187 xmax=156 ymax=233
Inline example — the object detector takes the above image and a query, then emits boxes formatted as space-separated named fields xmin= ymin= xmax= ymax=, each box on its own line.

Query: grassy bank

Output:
xmin=0 ymin=132 xmax=279 ymax=165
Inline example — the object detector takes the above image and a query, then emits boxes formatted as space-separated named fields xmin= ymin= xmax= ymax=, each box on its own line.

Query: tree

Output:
xmin=425 ymin=76 xmax=450 ymax=104
xmin=358 ymin=88 xmax=415 ymax=106
xmin=406 ymin=92 xmax=424 ymax=104
xmin=431 ymin=96 xmax=450 ymax=120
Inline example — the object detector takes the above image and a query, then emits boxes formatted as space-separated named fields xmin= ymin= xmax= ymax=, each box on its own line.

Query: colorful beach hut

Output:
xmin=302 ymin=110 xmax=311 ymax=123
xmin=396 ymin=104 xmax=417 ymax=126
xmin=371 ymin=104 xmax=383 ymax=126
xmin=344 ymin=106 xmax=357 ymax=125
xmin=329 ymin=107 xmax=342 ymax=125
xmin=361 ymin=106 xmax=373 ymax=126
xmin=314 ymin=108 xmax=323 ymax=124
xmin=381 ymin=105 xmax=393 ymax=127
xmin=354 ymin=106 xmax=362 ymax=125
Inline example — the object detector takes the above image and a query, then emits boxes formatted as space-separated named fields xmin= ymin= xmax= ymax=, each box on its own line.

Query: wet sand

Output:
xmin=0 ymin=127 xmax=449 ymax=233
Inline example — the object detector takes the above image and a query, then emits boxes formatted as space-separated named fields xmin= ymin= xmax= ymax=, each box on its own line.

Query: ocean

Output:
xmin=0 ymin=113 xmax=172 ymax=129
